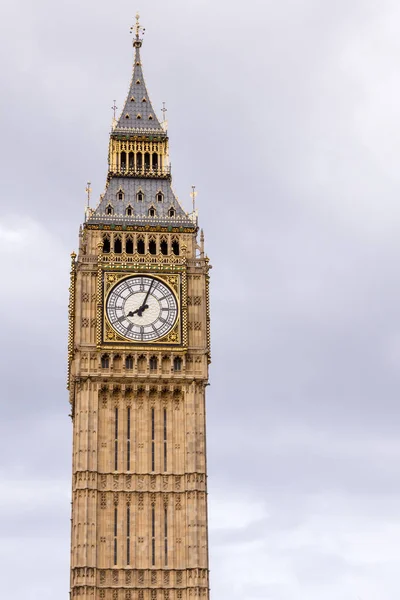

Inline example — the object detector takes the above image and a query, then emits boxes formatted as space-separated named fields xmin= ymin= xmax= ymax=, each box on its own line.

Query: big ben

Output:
xmin=68 ymin=15 xmax=211 ymax=600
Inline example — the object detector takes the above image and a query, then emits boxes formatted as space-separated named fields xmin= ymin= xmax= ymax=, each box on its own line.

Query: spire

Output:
xmin=114 ymin=14 xmax=163 ymax=133
xmin=87 ymin=18 xmax=195 ymax=231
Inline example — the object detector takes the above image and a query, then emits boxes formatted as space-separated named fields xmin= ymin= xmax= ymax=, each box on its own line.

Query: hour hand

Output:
xmin=127 ymin=308 xmax=140 ymax=317
xmin=136 ymin=304 xmax=149 ymax=317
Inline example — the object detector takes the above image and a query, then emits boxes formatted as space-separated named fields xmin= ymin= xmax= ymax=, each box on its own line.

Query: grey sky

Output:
xmin=1 ymin=0 xmax=399 ymax=598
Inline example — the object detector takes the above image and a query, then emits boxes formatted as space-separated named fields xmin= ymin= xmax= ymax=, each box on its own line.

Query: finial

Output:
xmin=130 ymin=12 xmax=145 ymax=47
xmin=111 ymin=100 xmax=118 ymax=120
xmin=161 ymin=102 xmax=167 ymax=121
xmin=191 ymin=185 xmax=198 ymax=212
xmin=85 ymin=181 xmax=92 ymax=208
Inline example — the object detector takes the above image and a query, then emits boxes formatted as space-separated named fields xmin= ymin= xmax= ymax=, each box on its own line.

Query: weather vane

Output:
xmin=191 ymin=185 xmax=198 ymax=212
xmin=85 ymin=181 xmax=92 ymax=208
xmin=111 ymin=100 xmax=118 ymax=120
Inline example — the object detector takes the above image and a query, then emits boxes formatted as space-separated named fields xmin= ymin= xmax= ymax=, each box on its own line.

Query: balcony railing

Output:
xmin=108 ymin=165 xmax=171 ymax=179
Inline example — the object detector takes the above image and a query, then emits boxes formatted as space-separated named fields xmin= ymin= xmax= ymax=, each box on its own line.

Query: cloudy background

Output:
xmin=1 ymin=0 xmax=400 ymax=597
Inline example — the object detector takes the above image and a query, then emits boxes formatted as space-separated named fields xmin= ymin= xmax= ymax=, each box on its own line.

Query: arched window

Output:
xmin=173 ymin=357 xmax=182 ymax=372
xmin=149 ymin=239 xmax=156 ymax=255
xmin=103 ymin=235 xmax=111 ymax=253
xmin=126 ymin=236 xmax=134 ymax=254
xmin=120 ymin=151 xmax=126 ymax=171
xmin=126 ymin=205 xmax=133 ymax=217
xmin=172 ymin=239 xmax=179 ymax=255
xmin=106 ymin=204 xmax=114 ymax=215
xmin=149 ymin=356 xmax=158 ymax=371
xmin=144 ymin=152 xmax=150 ymax=170
xmin=160 ymin=238 xmax=168 ymax=255
xmin=168 ymin=207 xmax=176 ymax=218
xmin=117 ymin=190 xmax=124 ymax=201
xmin=125 ymin=355 xmax=133 ymax=370
xmin=156 ymin=192 xmax=163 ymax=203
xmin=114 ymin=236 xmax=122 ymax=254
xmin=101 ymin=355 xmax=109 ymax=369
xmin=129 ymin=152 xmax=134 ymax=170
xmin=148 ymin=207 xmax=156 ymax=217
xmin=136 ymin=153 xmax=143 ymax=171
xmin=137 ymin=191 xmax=144 ymax=202
xmin=152 ymin=153 xmax=158 ymax=169
xmin=137 ymin=237 xmax=145 ymax=254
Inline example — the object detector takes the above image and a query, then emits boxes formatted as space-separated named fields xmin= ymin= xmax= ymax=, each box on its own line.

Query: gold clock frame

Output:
xmin=98 ymin=269 xmax=187 ymax=351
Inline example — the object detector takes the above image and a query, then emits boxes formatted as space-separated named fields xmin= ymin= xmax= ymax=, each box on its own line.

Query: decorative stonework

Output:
xmin=69 ymin=20 xmax=211 ymax=600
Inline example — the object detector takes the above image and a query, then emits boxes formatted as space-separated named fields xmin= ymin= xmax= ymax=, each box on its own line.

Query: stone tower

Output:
xmin=67 ymin=17 xmax=211 ymax=600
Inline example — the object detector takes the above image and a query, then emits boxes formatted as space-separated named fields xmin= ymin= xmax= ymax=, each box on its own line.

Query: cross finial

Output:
xmin=130 ymin=12 xmax=145 ymax=45
xmin=85 ymin=181 xmax=92 ymax=208
xmin=161 ymin=102 xmax=167 ymax=121
xmin=111 ymin=100 xmax=118 ymax=120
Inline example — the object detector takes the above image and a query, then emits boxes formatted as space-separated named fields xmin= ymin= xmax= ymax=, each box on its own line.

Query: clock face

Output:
xmin=106 ymin=275 xmax=178 ymax=342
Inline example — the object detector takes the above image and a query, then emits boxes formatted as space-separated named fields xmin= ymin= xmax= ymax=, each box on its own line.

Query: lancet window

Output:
xmin=137 ymin=236 xmax=145 ymax=254
xmin=172 ymin=238 xmax=179 ymax=255
xmin=160 ymin=237 xmax=168 ymax=255
xmin=114 ymin=236 xmax=122 ymax=254
xmin=103 ymin=235 xmax=111 ymax=253
xmin=125 ymin=236 xmax=134 ymax=254
xmin=149 ymin=237 xmax=157 ymax=255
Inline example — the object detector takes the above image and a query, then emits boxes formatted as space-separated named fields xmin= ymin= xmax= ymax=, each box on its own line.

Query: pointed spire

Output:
xmin=114 ymin=14 xmax=163 ymax=133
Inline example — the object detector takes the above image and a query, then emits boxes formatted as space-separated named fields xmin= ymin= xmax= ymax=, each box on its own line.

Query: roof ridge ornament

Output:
xmin=130 ymin=12 xmax=145 ymax=48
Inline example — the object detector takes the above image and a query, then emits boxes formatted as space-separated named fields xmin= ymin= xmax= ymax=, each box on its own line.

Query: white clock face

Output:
xmin=106 ymin=276 xmax=178 ymax=342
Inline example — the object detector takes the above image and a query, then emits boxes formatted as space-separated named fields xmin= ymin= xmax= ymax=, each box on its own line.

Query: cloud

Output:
xmin=1 ymin=0 xmax=400 ymax=598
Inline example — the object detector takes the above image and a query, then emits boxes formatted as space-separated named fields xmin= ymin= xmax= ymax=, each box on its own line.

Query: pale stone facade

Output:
xmin=67 ymin=20 xmax=211 ymax=600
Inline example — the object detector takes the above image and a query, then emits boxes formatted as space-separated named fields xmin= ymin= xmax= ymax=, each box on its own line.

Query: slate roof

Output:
xmin=114 ymin=43 xmax=163 ymax=134
xmin=88 ymin=178 xmax=194 ymax=228
xmin=88 ymin=34 xmax=194 ymax=230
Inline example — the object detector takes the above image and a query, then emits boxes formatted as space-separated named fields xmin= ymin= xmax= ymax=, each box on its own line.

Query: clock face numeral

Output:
xmin=106 ymin=276 xmax=178 ymax=342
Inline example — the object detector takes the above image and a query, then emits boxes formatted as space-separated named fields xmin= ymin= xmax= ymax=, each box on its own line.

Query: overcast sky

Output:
xmin=1 ymin=0 xmax=400 ymax=598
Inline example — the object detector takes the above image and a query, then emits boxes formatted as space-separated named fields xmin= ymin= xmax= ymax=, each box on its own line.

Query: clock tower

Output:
xmin=68 ymin=17 xmax=211 ymax=600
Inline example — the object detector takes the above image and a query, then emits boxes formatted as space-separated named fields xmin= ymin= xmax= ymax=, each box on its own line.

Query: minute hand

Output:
xmin=138 ymin=280 xmax=154 ymax=314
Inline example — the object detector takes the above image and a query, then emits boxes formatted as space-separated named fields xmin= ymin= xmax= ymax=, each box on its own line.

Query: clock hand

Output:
xmin=126 ymin=281 xmax=154 ymax=318
xmin=138 ymin=280 xmax=154 ymax=313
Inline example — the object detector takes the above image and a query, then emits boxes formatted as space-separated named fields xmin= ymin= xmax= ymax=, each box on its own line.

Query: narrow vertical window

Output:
xmin=127 ymin=407 xmax=131 ymax=472
xmin=126 ymin=505 xmax=131 ymax=565
xmin=151 ymin=506 xmax=156 ymax=566
xmin=114 ymin=507 xmax=118 ymax=565
xmin=151 ymin=407 xmax=155 ymax=472
xmin=163 ymin=408 xmax=167 ymax=472
xmin=114 ymin=408 xmax=118 ymax=471
xmin=164 ymin=507 xmax=168 ymax=566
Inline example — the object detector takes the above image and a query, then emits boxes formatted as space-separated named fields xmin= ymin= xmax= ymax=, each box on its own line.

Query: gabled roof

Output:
xmin=114 ymin=43 xmax=163 ymax=134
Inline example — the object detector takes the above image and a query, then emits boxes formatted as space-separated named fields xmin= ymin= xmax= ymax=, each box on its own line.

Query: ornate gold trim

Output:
xmin=85 ymin=223 xmax=196 ymax=234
